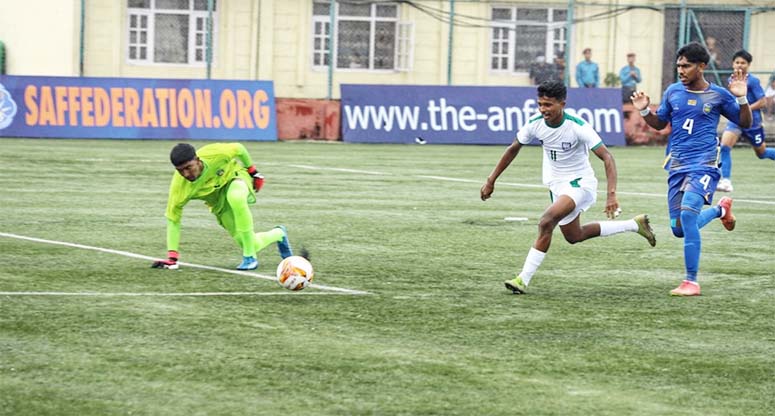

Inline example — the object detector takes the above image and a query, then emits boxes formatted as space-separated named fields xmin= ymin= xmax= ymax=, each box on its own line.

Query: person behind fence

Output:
xmin=553 ymin=50 xmax=566 ymax=83
xmin=529 ymin=54 xmax=551 ymax=85
xmin=575 ymin=48 xmax=599 ymax=88
xmin=765 ymin=75 xmax=775 ymax=120
xmin=705 ymin=36 xmax=722 ymax=69
xmin=151 ymin=143 xmax=294 ymax=271
xmin=631 ymin=41 xmax=751 ymax=297
xmin=716 ymin=50 xmax=774 ymax=193
xmin=619 ymin=52 xmax=642 ymax=103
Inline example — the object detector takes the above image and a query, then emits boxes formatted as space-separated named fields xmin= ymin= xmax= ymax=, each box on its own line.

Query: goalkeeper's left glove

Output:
xmin=151 ymin=250 xmax=179 ymax=270
xmin=246 ymin=165 xmax=265 ymax=192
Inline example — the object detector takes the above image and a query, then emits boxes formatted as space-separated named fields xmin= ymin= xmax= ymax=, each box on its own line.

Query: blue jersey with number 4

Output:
xmin=657 ymin=82 xmax=741 ymax=172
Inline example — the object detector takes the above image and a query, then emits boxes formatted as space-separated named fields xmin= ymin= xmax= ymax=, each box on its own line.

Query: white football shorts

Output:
xmin=548 ymin=176 xmax=598 ymax=226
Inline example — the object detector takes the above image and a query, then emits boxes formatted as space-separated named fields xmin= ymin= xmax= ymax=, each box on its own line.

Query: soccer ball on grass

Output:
xmin=276 ymin=256 xmax=314 ymax=291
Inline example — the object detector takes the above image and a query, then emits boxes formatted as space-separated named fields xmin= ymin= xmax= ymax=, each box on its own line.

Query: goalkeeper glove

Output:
xmin=246 ymin=165 xmax=265 ymax=192
xmin=151 ymin=250 xmax=179 ymax=269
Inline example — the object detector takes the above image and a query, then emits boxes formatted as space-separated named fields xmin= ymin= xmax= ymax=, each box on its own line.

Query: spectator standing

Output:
xmin=552 ymin=50 xmax=566 ymax=83
xmin=529 ymin=54 xmax=551 ymax=85
xmin=576 ymin=48 xmax=599 ymax=88
xmin=705 ymin=36 xmax=722 ymax=69
xmin=765 ymin=77 xmax=775 ymax=120
xmin=619 ymin=52 xmax=642 ymax=103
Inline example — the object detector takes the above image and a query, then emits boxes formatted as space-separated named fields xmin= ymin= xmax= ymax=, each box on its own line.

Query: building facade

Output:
xmin=1 ymin=0 xmax=774 ymax=101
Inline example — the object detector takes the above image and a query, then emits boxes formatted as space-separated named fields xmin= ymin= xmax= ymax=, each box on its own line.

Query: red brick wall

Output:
xmin=276 ymin=98 xmax=340 ymax=141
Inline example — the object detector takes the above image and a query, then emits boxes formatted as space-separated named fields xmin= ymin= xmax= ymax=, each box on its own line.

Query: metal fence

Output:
xmin=73 ymin=1 xmax=775 ymax=93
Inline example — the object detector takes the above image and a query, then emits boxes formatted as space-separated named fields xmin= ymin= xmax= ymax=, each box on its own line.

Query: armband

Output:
xmin=737 ymin=96 xmax=748 ymax=105
xmin=639 ymin=108 xmax=650 ymax=117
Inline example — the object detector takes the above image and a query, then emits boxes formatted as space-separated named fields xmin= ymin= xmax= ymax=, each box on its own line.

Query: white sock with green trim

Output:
xmin=519 ymin=247 xmax=546 ymax=286
xmin=599 ymin=219 xmax=637 ymax=237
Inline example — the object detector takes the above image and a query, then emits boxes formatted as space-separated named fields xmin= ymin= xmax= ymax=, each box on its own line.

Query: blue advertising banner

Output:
xmin=341 ymin=84 xmax=625 ymax=146
xmin=0 ymin=75 xmax=277 ymax=140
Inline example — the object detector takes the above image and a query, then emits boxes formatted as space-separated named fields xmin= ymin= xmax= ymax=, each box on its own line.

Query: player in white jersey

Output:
xmin=480 ymin=81 xmax=656 ymax=294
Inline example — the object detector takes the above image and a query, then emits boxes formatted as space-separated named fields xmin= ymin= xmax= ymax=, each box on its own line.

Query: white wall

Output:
xmin=0 ymin=0 xmax=80 ymax=76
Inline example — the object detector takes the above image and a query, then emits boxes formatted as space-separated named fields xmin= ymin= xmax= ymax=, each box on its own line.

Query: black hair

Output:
xmin=537 ymin=80 xmax=567 ymax=101
xmin=732 ymin=49 xmax=752 ymax=63
xmin=170 ymin=143 xmax=197 ymax=166
xmin=677 ymin=42 xmax=710 ymax=65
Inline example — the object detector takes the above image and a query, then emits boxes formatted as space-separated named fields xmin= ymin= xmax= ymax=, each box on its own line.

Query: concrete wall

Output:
xmin=0 ymin=0 xmax=80 ymax=76
xmin=2 ymin=0 xmax=773 ymax=103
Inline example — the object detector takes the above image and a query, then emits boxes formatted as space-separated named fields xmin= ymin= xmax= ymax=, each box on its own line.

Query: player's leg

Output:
xmin=671 ymin=170 xmax=722 ymax=296
xmin=564 ymin=215 xmax=655 ymax=247
xmin=555 ymin=183 xmax=602 ymax=244
xmin=535 ymin=195 xmax=576 ymax=251
xmin=679 ymin=191 xmax=703 ymax=283
xmin=667 ymin=173 xmax=685 ymax=238
xmin=505 ymin=194 xmax=575 ymax=294
xmin=673 ymin=176 xmax=732 ymax=233
xmin=746 ymin=128 xmax=775 ymax=160
xmin=717 ymin=129 xmax=738 ymax=192
xmin=254 ymin=226 xmax=292 ymax=258
xmin=225 ymin=179 xmax=259 ymax=270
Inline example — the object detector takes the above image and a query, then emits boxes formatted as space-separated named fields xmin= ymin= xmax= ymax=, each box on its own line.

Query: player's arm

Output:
xmin=728 ymin=69 xmax=752 ymax=128
xmin=750 ymin=97 xmax=767 ymax=111
xmin=151 ymin=219 xmax=182 ymax=269
xmin=481 ymin=140 xmax=523 ymax=201
xmin=153 ymin=180 xmax=184 ymax=269
xmin=592 ymin=143 xmax=620 ymax=219
xmin=631 ymin=91 xmax=668 ymax=130
xmin=229 ymin=143 xmax=265 ymax=192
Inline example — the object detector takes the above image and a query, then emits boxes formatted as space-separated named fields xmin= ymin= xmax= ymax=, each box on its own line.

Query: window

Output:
xmin=490 ymin=6 xmax=566 ymax=73
xmin=312 ymin=1 xmax=412 ymax=71
xmin=127 ymin=0 xmax=217 ymax=65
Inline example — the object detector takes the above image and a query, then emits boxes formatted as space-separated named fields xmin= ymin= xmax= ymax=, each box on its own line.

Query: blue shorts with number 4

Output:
xmin=725 ymin=122 xmax=766 ymax=147
xmin=667 ymin=168 xmax=720 ymax=219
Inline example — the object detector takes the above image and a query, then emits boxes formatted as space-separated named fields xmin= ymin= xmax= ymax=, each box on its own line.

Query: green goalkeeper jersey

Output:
xmin=165 ymin=143 xmax=255 ymax=224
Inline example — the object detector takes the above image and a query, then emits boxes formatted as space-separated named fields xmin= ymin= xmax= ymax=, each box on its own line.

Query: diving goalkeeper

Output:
xmin=152 ymin=142 xmax=292 ymax=271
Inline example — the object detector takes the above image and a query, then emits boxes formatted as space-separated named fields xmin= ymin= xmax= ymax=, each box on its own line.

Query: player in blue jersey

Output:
xmin=631 ymin=42 xmax=752 ymax=296
xmin=716 ymin=50 xmax=773 ymax=192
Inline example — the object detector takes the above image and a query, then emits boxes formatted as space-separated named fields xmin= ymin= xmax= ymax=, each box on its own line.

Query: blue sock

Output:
xmin=680 ymin=192 xmax=705 ymax=282
xmin=759 ymin=148 xmax=775 ymax=160
xmin=698 ymin=205 xmax=721 ymax=229
xmin=720 ymin=145 xmax=732 ymax=178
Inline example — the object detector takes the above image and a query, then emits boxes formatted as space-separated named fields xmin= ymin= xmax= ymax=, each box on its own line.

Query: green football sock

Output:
xmin=255 ymin=228 xmax=284 ymax=253
xmin=226 ymin=180 xmax=256 ymax=257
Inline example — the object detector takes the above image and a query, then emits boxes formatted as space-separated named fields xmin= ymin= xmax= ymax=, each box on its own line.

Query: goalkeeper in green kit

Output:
xmin=152 ymin=142 xmax=293 ymax=271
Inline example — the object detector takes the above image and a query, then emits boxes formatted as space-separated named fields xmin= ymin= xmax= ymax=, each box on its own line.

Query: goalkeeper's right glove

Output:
xmin=151 ymin=250 xmax=179 ymax=269
xmin=246 ymin=165 xmax=265 ymax=192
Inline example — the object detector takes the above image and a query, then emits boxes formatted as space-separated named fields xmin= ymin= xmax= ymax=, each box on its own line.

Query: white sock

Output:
xmin=519 ymin=247 xmax=546 ymax=286
xmin=598 ymin=219 xmax=638 ymax=237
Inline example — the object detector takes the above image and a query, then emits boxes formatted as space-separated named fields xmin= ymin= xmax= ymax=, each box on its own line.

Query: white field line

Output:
xmin=288 ymin=164 xmax=386 ymax=176
xmin=0 ymin=291 xmax=342 ymax=297
xmin=288 ymin=164 xmax=775 ymax=205
xmin=0 ymin=232 xmax=369 ymax=296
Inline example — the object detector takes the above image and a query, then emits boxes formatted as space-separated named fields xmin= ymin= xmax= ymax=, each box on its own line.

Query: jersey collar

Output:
xmin=544 ymin=113 xmax=566 ymax=128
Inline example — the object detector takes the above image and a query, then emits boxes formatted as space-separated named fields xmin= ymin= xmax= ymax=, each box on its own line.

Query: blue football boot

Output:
xmin=237 ymin=256 xmax=258 ymax=270
xmin=275 ymin=225 xmax=293 ymax=259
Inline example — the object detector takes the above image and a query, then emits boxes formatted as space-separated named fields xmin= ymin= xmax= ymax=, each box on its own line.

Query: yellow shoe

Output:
xmin=634 ymin=214 xmax=656 ymax=247
xmin=504 ymin=276 xmax=527 ymax=294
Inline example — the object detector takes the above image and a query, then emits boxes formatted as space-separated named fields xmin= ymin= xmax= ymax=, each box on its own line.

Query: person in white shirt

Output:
xmin=480 ymin=80 xmax=656 ymax=294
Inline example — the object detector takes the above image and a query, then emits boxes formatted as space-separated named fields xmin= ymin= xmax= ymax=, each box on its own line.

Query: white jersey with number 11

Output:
xmin=516 ymin=112 xmax=604 ymax=186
